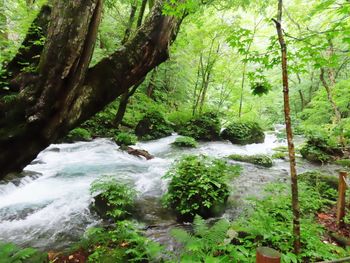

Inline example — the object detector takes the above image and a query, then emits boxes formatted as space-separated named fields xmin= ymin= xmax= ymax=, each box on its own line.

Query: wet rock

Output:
xmin=120 ymin=145 xmax=154 ymax=160
xmin=228 ymin=154 xmax=273 ymax=168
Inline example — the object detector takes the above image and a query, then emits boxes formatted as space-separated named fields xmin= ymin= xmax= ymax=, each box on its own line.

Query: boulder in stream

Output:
xmin=228 ymin=154 xmax=273 ymax=168
xmin=221 ymin=121 xmax=265 ymax=145
xmin=135 ymin=111 xmax=173 ymax=140
xmin=120 ymin=145 xmax=154 ymax=160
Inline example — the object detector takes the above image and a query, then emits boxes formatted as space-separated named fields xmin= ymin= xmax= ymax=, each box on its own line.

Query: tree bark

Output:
xmin=273 ymin=0 xmax=301 ymax=255
xmin=122 ymin=0 xmax=138 ymax=45
xmin=146 ymin=68 xmax=157 ymax=98
xmin=0 ymin=0 xmax=183 ymax=179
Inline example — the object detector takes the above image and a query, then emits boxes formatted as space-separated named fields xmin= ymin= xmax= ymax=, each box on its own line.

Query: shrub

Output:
xmin=0 ymin=242 xmax=47 ymax=263
xmin=66 ymin=128 xmax=92 ymax=142
xmin=114 ymin=132 xmax=137 ymax=146
xmin=172 ymin=136 xmax=198 ymax=148
xmin=135 ymin=110 xmax=173 ymax=140
xmin=83 ymin=221 xmax=162 ymax=263
xmin=221 ymin=121 xmax=265 ymax=145
xmin=228 ymin=154 xmax=273 ymax=168
xmin=178 ymin=112 xmax=221 ymax=141
xmin=162 ymin=155 xmax=241 ymax=221
xmin=90 ymin=177 xmax=137 ymax=220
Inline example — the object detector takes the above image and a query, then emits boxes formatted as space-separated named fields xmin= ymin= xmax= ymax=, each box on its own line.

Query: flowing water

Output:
xmin=0 ymin=132 xmax=341 ymax=250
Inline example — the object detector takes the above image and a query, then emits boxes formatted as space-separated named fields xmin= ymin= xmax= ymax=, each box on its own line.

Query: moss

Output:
xmin=299 ymin=171 xmax=338 ymax=191
xmin=335 ymin=159 xmax=350 ymax=168
xmin=66 ymin=128 xmax=92 ymax=142
xmin=221 ymin=121 xmax=265 ymax=145
xmin=135 ymin=110 xmax=173 ymax=140
xmin=172 ymin=136 xmax=198 ymax=148
xmin=178 ymin=112 xmax=220 ymax=141
xmin=114 ymin=132 xmax=137 ymax=146
xmin=272 ymin=152 xmax=286 ymax=160
xmin=228 ymin=154 xmax=273 ymax=168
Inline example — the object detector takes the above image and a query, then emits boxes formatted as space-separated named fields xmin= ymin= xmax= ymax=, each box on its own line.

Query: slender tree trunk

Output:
xmin=0 ymin=0 xmax=184 ymax=179
xmin=192 ymin=59 xmax=201 ymax=116
xmin=137 ymin=0 xmax=148 ymax=28
xmin=122 ymin=0 xmax=138 ymax=45
xmin=114 ymin=79 xmax=143 ymax=128
xmin=146 ymin=68 xmax=157 ymax=98
xmin=298 ymin=90 xmax=305 ymax=111
xmin=273 ymin=0 xmax=301 ymax=254
xmin=238 ymin=63 xmax=247 ymax=118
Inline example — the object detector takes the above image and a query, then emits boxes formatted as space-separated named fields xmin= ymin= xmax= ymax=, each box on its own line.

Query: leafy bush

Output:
xmin=135 ymin=110 xmax=173 ymax=140
xmin=162 ymin=155 xmax=241 ymax=221
xmin=0 ymin=242 xmax=47 ymax=263
xmin=172 ymin=136 xmax=198 ymax=148
xmin=66 ymin=128 xmax=92 ymax=142
xmin=178 ymin=112 xmax=221 ymax=141
xmin=83 ymin=221 xmax=162 ymax=263
xmin=221 ymin=121 xmax=265 ymax=145
xmin=114 ymin=132 xmax=137 ymax=146
xmin=228 ymin=154 xmax=273 ymax=167
xmin=90 ymin=177 xmax=137 ymax=220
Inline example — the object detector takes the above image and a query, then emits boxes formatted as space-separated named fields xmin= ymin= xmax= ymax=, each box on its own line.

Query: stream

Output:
xmin=0 ymin=132 xmax=342 ymax=250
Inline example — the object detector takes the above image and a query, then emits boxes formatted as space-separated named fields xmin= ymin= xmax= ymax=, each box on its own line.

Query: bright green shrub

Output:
xmin=90 ymin=177 xmax=137 ymax=220
xmin=114 ymin=132 xmax=137 ymax=146
xmin=178 ymin=112 xmax=221 ymax=141
xmin=135 ymin=110 xmax=173 ymax=140
xmin=172 ymin=136 xmax=198 ymax=148
xmin=228 ymin=154 xmax=273 ymax=167
xmin=66 ymin=128 xmax=92 ymax=142
xmin=162 ymin=155 xmax=241 ymax=221
xmin=221 ymin=121 xmax=265 ymax=145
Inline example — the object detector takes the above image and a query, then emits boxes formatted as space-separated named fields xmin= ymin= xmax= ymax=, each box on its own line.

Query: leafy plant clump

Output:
xmin=178 ymin=112 xmax=221 ymax=141
xmin=90 ymin=177 xmax=137 ymax=220
xmin=228 ymin=154 xmax=273 ymax=168
xmin=81 ymin=221 xmax=162 ymax=263
xmin=162 ymin=155 xmax=241 ymax=221
xmin=135 ymin=110 xmax=173 ymax=140
xmin=65 ymin=128 xmax=92 ymax=142
xmin=0 ymin=242 xmax=47 ymax=263
xmin=172 ymin=136 xmax=198 ymax=148
xmin=114 ymin=132 xmax=137 ymax=146
xmin=221 ymin=121 xmax=265 ymax=145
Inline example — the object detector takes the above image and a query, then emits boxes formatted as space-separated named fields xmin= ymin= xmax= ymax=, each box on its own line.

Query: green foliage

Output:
xmin=114 ymin=132 xmax=137 ymax=146
xmin=83 ymin=221 xmax=162 ymax=263
xmin=179 ymin=112 xmax=221 ymax=141
xmin=90 ymin=177 xmax=137 ymax=220
xmin=172 ymin=136 xmax=198 ymax=148
xmin=271 ymin=152 xmax=286 ymax=160
xmin=228 ymin=154 xmax=273 ymax=167
xmin=135 ymin=110 xmax=173 ymax=140
xmin=66 ymin=128 xmax=92 ymax=142
xmin=335 ymin=159 xmax=350 ymax=168
xmin=162 ymin=155 xmax=241 ymax=221
xmin=221 ymin=121 xmax=265 ymax=145
xmin=0 ymin=242 xmax=47 ymax=263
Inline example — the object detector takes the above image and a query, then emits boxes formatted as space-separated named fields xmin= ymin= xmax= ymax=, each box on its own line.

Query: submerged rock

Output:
xmin=228 ymin=154 xmax=273 ymax=168
xmin=221 ymin=121 xmax=265 ymax=145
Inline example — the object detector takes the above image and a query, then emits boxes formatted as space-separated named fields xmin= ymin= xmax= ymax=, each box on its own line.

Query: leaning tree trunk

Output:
xmin=273 ymin=0 xmax=301 ymax=255
xmin=0 ymin=0 xmax=182 ymax=179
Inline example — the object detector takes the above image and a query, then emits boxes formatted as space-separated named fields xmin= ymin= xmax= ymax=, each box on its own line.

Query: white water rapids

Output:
xmin=0 ymin=133 xmax=340 ymax=249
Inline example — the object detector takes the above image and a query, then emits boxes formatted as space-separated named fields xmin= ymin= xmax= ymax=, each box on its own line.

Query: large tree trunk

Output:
xmin=0 ymin=0 xmax=182 ymax=179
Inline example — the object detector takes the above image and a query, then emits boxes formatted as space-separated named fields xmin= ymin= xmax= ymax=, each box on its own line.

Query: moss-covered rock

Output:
xmin=228 ymin=154 xmax=273 ymax=168
xmin=299 ymin=171 xmax=338 ymax=191
xmin=300 ymin=135 xmax=343 ymax=163
xmin=178 ymin=112 xmax=220 ymax=141
xmin=221 ymin=121 xmax=265 ymax=145
xmin=135 ymin=111 xmax=173 ymax=140
xmin=172 ymin=136 xmax=198 ymax=148
xmin=335 ymin=159 xmax=350 ymax=168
